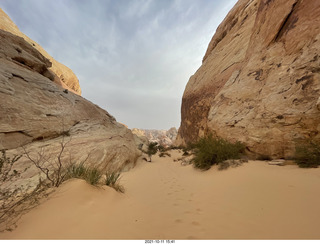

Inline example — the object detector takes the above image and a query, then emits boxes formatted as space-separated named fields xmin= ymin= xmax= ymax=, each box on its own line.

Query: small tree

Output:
xmin=23 ymin=136 xmax=71 ymax=187
xmin=0 ymin=150 xmax=47 ymax=231
xmin=0 ymin=150 xmax=23 ymax=222
xmin=146 ymin=142 xmax=158 ymax=162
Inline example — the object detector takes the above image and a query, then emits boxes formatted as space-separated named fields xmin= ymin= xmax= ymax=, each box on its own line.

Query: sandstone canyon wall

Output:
xmin=0 ymin=9 xmax=140 ymax=189
xmin=0 ymin=8 xmax=81 ymax=95
xmin=176 ymin=0 xmax=320 ymax=158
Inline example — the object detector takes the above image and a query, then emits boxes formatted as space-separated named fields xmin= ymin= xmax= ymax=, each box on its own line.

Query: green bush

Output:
xmin=192 ymin=134 xmax=245 ymax=170
xmin=295 ymin=140 xmax=320 ymax=168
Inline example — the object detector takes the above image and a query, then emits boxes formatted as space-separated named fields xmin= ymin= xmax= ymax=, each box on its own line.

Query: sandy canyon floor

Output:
xmin=1 ymin=150 xmax=320 ymax=240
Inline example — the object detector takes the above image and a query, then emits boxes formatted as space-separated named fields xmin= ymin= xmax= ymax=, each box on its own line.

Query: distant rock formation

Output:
xmin=176 ymin=0 xmax=320 ymax=158
xmin=0 ymin=10 xmax=140 ymax=189
xmin=0 ymin=8 xmax=81 ymax=95
xmin=132 ymin=127 xmax=178 ymax=148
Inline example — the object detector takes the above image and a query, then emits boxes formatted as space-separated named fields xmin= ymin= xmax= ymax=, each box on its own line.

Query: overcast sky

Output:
xmin=1 ymin=0 xmax=237 ymax=130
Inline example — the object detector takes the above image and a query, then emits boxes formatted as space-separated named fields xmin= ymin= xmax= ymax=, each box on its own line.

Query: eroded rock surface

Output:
xmin=0 ymin=22 xmax=140 ymax=189
xmin=0 ymin=8 xmax=81 ymax=95
xmin=177 ymin=0 xmax=320 ymax=158
xmin=132 ymin=127 xmax=178 ymax=148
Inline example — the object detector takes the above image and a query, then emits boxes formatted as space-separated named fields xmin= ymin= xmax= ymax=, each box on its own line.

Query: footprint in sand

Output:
xmin=174 ymin=219 xmax=183 ymax=223
xmin=196 ymin=208 xmax=203 ymax=215
xmin=192 ymin=221 xmax=200 ymax=226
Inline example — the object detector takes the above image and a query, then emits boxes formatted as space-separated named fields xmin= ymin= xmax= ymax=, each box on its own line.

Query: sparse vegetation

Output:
xmin=84 ymin=167 xmax=102 ymax=185
xmin=22 ymin=137 xmax=71 ymax=188
xmin=66 ymin=162 xmax=124 ymax=191
xmin=0 ymin=150 xmax=22 ymax=182
xmin=0 ymin=149 xmax=48 ymax=231
xmin=145 ymin=142 xmax=158 ymax=162
xmin=294 ymin=140 xmax=320 ymax=168
xmin=192 ymin=134 xmax=245 ymax=170
xmin=157 ymin=144 xmax=165 ymax=152
xmin=105 ymin=171 xmax=124 ymax=193
xmin=66 ymin=162 xmax=87 ymax=179
xmin=0 ymin=127 xmax=126 ymax=230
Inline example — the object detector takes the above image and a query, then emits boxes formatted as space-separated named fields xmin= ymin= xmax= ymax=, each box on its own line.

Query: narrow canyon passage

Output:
xmin=1 ymin=150 xmax=320 ymax=239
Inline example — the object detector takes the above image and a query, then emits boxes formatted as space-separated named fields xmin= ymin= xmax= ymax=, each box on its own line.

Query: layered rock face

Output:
xmin=0 ymin=13 xmax=140 ymax=188
xmin=132 ymin=127 xmax=178 ymax=147
xmin=0 ymin=8 xmax=81 ymax=95
xmin=177 ymin=0 xmax=320 ymax=158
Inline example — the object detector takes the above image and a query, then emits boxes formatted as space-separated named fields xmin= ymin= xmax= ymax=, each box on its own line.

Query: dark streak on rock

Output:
xmin=248 ymin=69 xmax=263 ymax=81
xmin=295 ymin=75 xmax=313 ymax=84
xmin=274 ymin=1 xmax=299 ymax=42
xmin=12 ymin=73 xmax=27 ymax=82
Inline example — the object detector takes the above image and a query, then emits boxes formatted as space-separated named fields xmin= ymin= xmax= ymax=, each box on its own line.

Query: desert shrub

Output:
xmin=145 ymin=142 xmax=158 ymax=162
xmin=23 ymin=137 xmax=71 ymax=187
xmin=105 ymin=171 xmax=124 ymax=193
xmin=66 ymin=162 xmax=86 ymax=179
xmin=85 ymin=167 xmax=102 ymax=185
xmin=0 ymin=150 xmax=22 ymax=182
xmin=295 ymin=140 xmax=320 ymax=168
xmin=192 ymin=134 xmax=245 ymax=170
xmin=157 ymin=145 xmax=165 ymax=152
xmin=1 ymin=150 xmax=23 ymax=224
xmin=66 ymin=163 xmax=102 ymax=185
xmin=105 ymin=171 xmax=120 ymax=186
xmin=0 ymin=150 xmax=49 ymax=231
